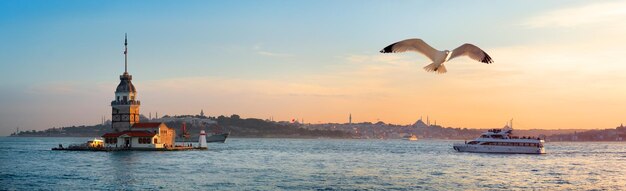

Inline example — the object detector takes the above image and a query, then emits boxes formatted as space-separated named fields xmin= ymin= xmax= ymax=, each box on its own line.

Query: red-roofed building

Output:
xmin=103 ymin=122 xmax=176 ymax=149
xmin=132 ymin=122 xmax=163 ymax=128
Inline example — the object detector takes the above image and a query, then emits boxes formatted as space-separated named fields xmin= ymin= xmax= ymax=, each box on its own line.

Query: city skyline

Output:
xmin=2 ymin=1 xmax=626 ymax=135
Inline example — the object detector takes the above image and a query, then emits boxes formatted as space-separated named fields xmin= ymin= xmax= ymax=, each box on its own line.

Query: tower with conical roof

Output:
xmin=111 ymin=34 xmax=140 ymax=132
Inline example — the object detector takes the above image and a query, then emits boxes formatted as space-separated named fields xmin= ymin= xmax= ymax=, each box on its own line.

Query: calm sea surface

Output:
xmin=0 ymin=137 xmax=625 ymax=190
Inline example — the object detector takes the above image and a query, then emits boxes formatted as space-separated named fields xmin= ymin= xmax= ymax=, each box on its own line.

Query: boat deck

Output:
xmin=52 ymin=146 xmax=207 ymax=151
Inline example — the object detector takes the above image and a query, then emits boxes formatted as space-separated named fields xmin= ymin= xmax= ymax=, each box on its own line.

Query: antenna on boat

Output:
xmin=510 ymin=118 xmax=513 ymax=129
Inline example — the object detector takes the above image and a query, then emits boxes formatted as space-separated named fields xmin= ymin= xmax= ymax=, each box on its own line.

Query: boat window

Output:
xmin=468 ymin=141 xmax=479 ymax=145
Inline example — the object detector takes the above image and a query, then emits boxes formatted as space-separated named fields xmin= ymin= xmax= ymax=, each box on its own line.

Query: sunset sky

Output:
xmin=1 ymin=0 xmax=626 ymax=135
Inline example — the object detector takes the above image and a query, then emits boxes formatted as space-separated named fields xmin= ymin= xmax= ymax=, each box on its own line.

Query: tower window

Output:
xmin=117 ymin=96 xmax=120 ymax=101
xmin=123 ymin=96 xmax=127 ymax=102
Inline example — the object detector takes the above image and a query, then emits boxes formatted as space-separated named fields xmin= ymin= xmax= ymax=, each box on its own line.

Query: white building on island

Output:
xmin=103 ymin=122 xmax=175 ymax=149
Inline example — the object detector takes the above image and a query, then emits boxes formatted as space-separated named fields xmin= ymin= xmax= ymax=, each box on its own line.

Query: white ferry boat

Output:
xmin=453 ymin=122 xmax=545 ymax=154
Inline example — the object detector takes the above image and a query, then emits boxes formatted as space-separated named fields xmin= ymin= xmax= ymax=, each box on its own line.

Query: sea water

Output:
xmin=0 ymin=137 xmax=624 ymax=190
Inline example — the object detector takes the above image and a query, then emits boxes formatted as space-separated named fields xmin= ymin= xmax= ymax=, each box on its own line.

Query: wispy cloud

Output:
xmin=253 ymin=43 xmax=293 ymax=57
xmin=256 ymin=51 xmax=293 ymax=57
xmin=27 ymin=81 xmax=111 ymax=95
xmin=522 ymin=1 xmax=626 ymax=28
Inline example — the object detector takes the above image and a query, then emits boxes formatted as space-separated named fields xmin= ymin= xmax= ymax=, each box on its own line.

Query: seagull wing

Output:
xmin=380 ymin=38 xmax=439 ymax=62
xmin=448 ymin=43 xmax=493 ymax=64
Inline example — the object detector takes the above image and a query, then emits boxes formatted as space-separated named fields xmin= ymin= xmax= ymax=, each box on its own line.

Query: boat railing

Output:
xmin=508 ymin=136 xmax=542 ymax=140
xmin=480 ymin=136 xmax=542 ymax=140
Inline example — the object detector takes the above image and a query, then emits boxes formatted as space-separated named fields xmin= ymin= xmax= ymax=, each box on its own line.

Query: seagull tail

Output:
xmin=423 ymin=63 xmax=447 ymax=74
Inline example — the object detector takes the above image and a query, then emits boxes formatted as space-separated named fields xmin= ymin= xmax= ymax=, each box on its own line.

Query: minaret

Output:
xmin=111 ymin=34 xmax=140 ymax=132
xmin=349 ymin=113 xmax=352 ymax=124
xmin=200 ymin=109 xmax=204 ymax=117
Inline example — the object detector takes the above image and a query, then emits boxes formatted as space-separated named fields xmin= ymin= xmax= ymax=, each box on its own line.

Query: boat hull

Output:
xmin=206 ymin=133 xmax=229 ymax=143
xmin=453 ymin=143 xmax=545 ymax=154
xmin=174 ymin=132 xmax=229 ymax=143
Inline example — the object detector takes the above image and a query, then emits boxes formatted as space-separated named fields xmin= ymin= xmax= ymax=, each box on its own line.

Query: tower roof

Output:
xmin=115 ymin=73 xmax=136 ymax=93
xmin=102 ymin=130 xmax=156 ymax=138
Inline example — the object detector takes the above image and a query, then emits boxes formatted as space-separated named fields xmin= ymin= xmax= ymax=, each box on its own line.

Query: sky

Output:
xmin=1 ymin=0 xmax=626 ymax=135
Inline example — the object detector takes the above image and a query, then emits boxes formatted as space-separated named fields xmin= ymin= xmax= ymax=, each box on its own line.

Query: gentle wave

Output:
xmin=0 ymin=137 xmax=624 ymax=190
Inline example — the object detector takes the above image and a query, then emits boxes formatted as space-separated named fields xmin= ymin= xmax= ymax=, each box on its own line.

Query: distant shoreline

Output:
xmin=5 ymin=136 xmax=626 ymax=143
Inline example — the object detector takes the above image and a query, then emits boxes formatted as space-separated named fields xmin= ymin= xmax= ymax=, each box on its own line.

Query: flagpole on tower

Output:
xmin=124 ymin=33 xmax=128 ymax=74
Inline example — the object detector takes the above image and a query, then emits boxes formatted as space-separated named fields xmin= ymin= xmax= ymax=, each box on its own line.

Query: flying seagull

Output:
xmin=380 ymin=38 xmax=493 ymax=74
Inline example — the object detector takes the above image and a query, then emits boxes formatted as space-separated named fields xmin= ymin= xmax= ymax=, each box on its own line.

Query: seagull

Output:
xmin=380 ymin=38 xmax=493 ymax=74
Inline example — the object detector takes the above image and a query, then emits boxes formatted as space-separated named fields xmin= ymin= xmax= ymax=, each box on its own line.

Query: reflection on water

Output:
xmin=0 ymin=137 xmax=624 ymax=190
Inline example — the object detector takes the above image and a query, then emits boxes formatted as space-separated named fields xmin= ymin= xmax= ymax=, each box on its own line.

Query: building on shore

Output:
xmin=102 ymin=34 xmax=176 ymax=149
xmin=103 ymin=122 xmax=175 ymax=148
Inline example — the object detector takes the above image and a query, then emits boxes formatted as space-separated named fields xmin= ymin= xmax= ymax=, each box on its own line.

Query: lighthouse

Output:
xmin=111 ymin=34 xmax=140 ymax=132
xmin=198 ymin=130 xmax=207 ymax=148
xmin=102 ymin=34 xmax=176 ymax=149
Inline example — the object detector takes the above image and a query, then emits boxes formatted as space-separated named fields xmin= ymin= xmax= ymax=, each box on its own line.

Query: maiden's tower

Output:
xmin=101 ymin=34 xmax=176 ymax=149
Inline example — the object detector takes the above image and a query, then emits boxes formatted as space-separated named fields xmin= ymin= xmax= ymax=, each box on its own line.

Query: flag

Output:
xmin=123 ymin=33 xmax=128 ymax=55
